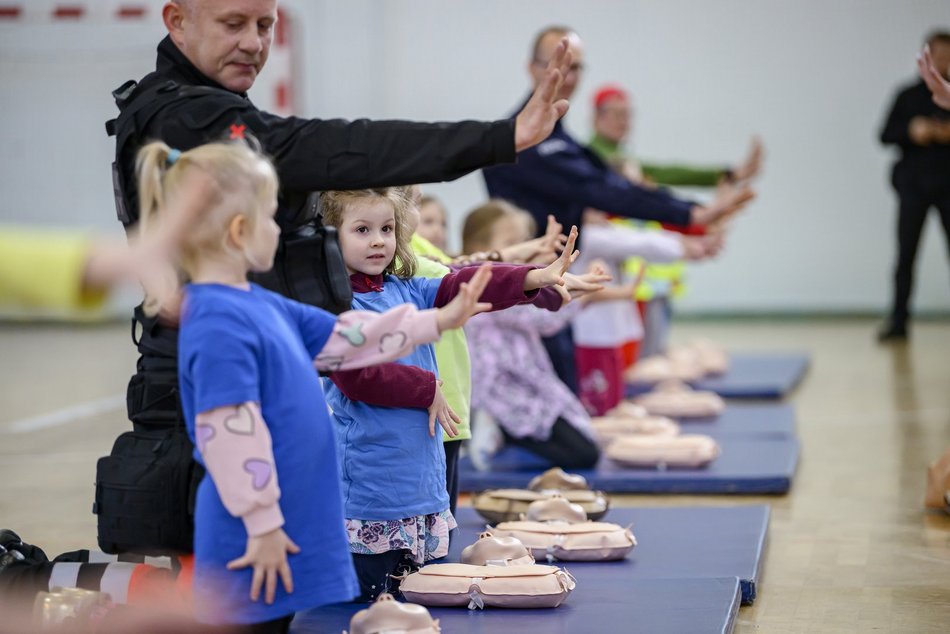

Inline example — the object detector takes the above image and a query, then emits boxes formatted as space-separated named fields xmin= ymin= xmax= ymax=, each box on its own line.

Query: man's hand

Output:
xmin=732 ymin=136 xmax=764 ymax=182
xmin=909 ymin=116 xmax=937 ymax=145
xmin=690 ymin=183 xmax=755 ymax=228
xmin=918 ymin=44 xmax=950 ymax=110
xmin=514 ymin=38 xmax=572 ymax=152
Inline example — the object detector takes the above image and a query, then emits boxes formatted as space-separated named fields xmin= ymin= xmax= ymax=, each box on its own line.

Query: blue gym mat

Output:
xmin=452 ymin=505 xmax=769 ymax=605
xmin=293 ymin=577 xmax=741 ymax=634
xmin=626 ymin=352 xmax=810 ymax=399
xmin=460 ymin=436 xmax=799 ymax=494
xmin=677 ymin=403 xmax=796 ymax=438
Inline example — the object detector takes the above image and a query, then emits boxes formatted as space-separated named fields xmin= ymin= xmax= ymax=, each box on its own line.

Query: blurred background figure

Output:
xmin=878 ymin=31 xmax=950 ymax=342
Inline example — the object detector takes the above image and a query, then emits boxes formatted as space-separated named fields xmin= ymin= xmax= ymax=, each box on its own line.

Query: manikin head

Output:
xmin=592 ymin=85 xmax=633 ymax=145
xmin=163 ymin=0 xmax=278 ymax=93
xmin=528 ymin=26 xmax=585 ymax=102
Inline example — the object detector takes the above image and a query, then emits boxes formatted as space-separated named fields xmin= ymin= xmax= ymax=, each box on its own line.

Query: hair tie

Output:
xmin=166 ymin=148 xmax=182 ymax=166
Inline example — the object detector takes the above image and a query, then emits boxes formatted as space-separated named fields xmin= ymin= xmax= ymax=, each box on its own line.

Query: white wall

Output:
xmin=1 ymin=0 xmax=948 ymax=314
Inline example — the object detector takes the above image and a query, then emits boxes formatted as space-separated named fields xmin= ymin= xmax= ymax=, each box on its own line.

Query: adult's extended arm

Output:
xmin=514 ymin=146 xmax=694 ymax=226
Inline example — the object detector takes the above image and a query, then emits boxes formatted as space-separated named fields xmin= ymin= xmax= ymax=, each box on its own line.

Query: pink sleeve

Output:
xmin=314 ymin=304 xmax=441 ymax=372
xmin=194 ymin=402 xmax=283 ymax=537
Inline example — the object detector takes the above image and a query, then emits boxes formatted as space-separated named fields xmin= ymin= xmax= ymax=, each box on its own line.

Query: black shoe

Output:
xmin=877 ymin=321 xmax=908 ymax=342
xmin=0 ymin=529 xmax=48 ymax=564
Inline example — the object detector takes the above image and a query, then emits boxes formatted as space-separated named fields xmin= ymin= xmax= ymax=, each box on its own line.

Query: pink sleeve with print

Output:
xmin=194 ymin=401 xmax=283 ymax=537
xmin=313 ymin=304 xmax=441 ymax=372
xmin=195 ymin=304 xmax=441 ymax=536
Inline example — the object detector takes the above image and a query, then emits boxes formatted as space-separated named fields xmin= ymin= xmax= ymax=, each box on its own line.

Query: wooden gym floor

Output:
xmin=1 ymin=317 xmax=948 ymax=632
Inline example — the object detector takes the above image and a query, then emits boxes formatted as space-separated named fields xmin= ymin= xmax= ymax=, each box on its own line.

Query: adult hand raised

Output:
xmin=918 ymin=44 xmax=950 ymax=110
xmin=514 ymin=38 xmax=572 ymax=152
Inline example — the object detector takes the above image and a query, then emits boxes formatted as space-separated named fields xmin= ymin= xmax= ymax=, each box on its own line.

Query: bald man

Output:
xmin=483 ymin=26 xmax=752 ymax=239
xmin=99 ymin=0 xmax=575 ymax=558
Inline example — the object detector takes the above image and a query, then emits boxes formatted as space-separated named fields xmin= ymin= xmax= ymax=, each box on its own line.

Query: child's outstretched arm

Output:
xmin=194 ymin=401 xmax=299 ymax=605
xmin=313 ymin=264 xmax=493 ymax=372
xmin=523 ymin=225 xmax=580 ymax=291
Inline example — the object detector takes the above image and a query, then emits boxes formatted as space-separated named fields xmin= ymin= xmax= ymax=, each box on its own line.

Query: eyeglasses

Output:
xmin=533 ymin=58 xmax=585 ymax=74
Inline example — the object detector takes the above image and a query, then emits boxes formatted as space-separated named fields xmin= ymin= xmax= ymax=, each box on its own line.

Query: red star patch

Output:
xmin=229 ymin=123 xmax=247 ymax=140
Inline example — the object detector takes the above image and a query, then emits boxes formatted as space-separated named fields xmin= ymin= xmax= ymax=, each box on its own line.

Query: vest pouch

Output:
xmin=94 ymin=428 xmax=202 ymax=555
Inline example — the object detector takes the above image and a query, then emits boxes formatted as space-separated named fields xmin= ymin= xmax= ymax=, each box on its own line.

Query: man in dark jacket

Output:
xmin=483 ymin=25 xmax=753 ymax=392
xmin=878 ymin=31 xmax=950 ymax=342
xmin=117 ymin=1 xmax=572 ymax=233
xmin=98 ymin=0 xmax=576 ymax=555
xmin=484 ymin=26 xmax=753 ymax=240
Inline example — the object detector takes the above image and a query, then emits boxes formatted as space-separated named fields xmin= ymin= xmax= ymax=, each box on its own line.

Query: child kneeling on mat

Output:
xmin=137 ymin=141 xmax=491 ymax=633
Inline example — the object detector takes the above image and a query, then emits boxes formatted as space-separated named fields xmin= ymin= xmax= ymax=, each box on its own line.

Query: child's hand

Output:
xmin=436 ymin=263 xmax=493 ymax=331
xmin=525 ymin=225 xmax=579 ymax=291
xmin=562 ymin=269 xmax=612 ymax=300
xmin=227 ymin=528 xmax=300 ymax=605
xmin=429 ymin=380 xmax=460 ymax=438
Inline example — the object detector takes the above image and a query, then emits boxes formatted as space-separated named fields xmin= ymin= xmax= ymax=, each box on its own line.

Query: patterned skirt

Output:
xmin=345 ymin=510 xmax=457 ymax=565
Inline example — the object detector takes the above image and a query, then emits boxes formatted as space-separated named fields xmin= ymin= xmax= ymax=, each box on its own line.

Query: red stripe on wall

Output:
xmin=275 ymin=82 xmax=289 ymax=110
xmin=52 ymin=5 xmax=84 ymax=19
xmin=0 ymin=5 xmax=21 ymax=18
xmin=116 ymin=5 xmax=146 ymax=19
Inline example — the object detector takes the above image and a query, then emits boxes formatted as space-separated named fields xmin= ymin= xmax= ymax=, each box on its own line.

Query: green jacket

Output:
xmin=410 ymin=234 xmax=472 ymax=442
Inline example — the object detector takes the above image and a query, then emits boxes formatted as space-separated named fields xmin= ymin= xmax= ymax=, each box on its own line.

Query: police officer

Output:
xmin=484 ymin=26 xmax=754 ymax=242
xmin=878 ymin=31 xmax=950 ymax=342
xmin=483 ymin=25 xmax=754 ymax=392
xmin=97 ymin=0 xmax=575 ymax=554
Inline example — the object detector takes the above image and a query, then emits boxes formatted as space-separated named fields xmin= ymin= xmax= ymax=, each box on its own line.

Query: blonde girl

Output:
xmin=136 ymin=141 xmax=491 ymax=632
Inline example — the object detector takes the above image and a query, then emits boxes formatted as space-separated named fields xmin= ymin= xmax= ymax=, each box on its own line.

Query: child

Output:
xmin=573 ymin=209 xmax=720 ymax=414
xmin=319 ymin=188 xmax=581 ymax=600
xmin=136 ymin=141 xmax=492 ymax=632
xmin=462 ymin=201 xmax=606 ymax=469
xmin=416 ymin=194 xmax=449 ymax=253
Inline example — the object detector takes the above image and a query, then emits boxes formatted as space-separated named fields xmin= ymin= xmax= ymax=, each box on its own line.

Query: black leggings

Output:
xmin=351 ymin=550 xmax=417 ymax=602
xmin=502 ymin=417 xmax=600 ymax=470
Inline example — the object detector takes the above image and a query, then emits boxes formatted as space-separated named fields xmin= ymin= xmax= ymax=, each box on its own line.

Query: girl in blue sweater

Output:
xmin=320 ymin=188 xmax=579 ymax=600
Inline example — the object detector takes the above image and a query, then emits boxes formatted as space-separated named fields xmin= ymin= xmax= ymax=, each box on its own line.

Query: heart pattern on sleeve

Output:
xmin=223 ymin=405 xmax=255 ymax=435
xmin=338 ymin=322 xmax=366 ymax=347
xmin=315 ymin=354 xmax=344 ymax=372
xmin=379 ymin=331 xmax=408 ymax=354
xmin=195 ymin=424 xmax=215 ymax=454
xmin=243 ymin=459 xmax=273 ymax=491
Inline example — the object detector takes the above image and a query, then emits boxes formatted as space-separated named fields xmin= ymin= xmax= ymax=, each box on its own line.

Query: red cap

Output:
xmin=593 ymin=85 xmax=629 ymax=109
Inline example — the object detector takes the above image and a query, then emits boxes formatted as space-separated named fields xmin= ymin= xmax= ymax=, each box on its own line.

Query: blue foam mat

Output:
xmin=293 ymin=577 xmax=741 ymax=634
xmin=452 ymin=505 xmax=769 ymax=605
xmin=460 ymin=436 xmax=800 ymax=494
xmin=627 ymin=352 xmax=810 ymax=399
xmin=678 ymin=403 xmax=796 ymax=438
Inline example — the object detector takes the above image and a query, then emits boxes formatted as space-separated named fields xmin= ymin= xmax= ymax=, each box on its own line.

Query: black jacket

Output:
xmin=115 ymin=36 xmax=517 ymax=229
xmin=880 ymin=80 xmax=950 ymax=194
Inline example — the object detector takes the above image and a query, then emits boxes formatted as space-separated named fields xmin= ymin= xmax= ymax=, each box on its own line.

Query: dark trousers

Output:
xmin=542 ymin=326 xmax=579 ymax=395
xmin=890 ymin=189 xmax=950 ymax=324
xmin=502 ymin=417 xmax=600 ymax=470
xmin=444 ymin=440 xmax=461 ymax=516
xmin=351 ymin=550 xmax=416 ymax=602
